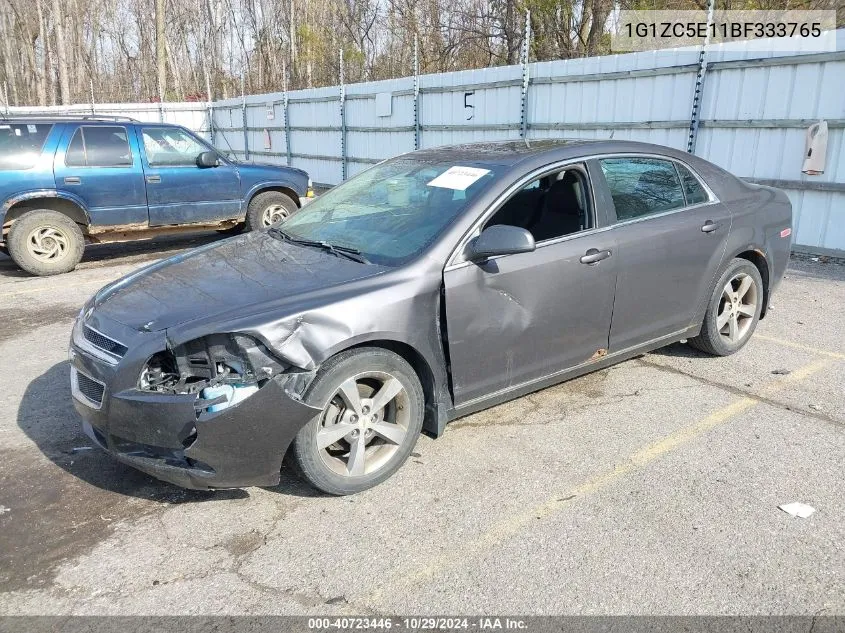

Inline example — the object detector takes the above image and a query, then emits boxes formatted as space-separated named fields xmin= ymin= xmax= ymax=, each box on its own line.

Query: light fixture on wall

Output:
xmin=802 ymin=120 xmax=828 ymax=176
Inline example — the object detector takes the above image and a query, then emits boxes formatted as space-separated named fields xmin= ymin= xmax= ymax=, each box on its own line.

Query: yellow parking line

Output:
xmin=754 ymin=334 xmax=845 ymax=361
xmin=372 ymin=356 xmax=832 ymax=599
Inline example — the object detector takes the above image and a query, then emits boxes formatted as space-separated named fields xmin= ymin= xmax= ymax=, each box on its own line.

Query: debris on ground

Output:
xmin=809 ymin=404 xmax=823 ymax=411
xmin=0 ymin=506 xmax=10 ymax=515
xmin=771 ymin=369 xmax=791 ymax=375
xmin=779 ymin=502 xmax=816 ymax=518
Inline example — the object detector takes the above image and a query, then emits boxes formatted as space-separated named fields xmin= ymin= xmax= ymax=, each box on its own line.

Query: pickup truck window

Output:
xmin=65 ymin=126 xmax=132 ymax=167
xmin=141 ymin=127 xmax=206 ymax=167
xmin=0 ymin=123 xmax=53 ymax=170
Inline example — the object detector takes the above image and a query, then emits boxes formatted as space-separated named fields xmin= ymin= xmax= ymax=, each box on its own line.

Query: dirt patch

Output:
xmin=0 ymin=305 xmax=80 ymax=344
xmin=223 ymin=530 xmax=265 ymax=557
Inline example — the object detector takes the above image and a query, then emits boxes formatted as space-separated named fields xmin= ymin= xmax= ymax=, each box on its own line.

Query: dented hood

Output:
xmin=92 ymin=231 xmax=388 ymax=332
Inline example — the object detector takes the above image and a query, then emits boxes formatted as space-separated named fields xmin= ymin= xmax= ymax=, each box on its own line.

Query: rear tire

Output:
xmin=689 ymin=258 xmax=763 ymax=356
xmin=291 ymin=347 xmax=425 ymax=495
xmin=245 ymin=191 xmax=298 ymax=231
xmin=7 ymin=210 xmax=85 ymax=276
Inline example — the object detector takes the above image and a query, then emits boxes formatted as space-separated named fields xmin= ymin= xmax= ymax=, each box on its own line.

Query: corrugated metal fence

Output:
xmin=211 ymin=32 xmax=845 ymax=256
xmin=6 ymin=33 xmax=844 ymax=255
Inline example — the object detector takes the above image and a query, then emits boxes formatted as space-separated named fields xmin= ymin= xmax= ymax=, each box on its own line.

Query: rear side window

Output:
xmin=599 ymin=158 xmax=685 ymax=221
xmin=676 ymin=163 xmax=709 ymax=205
xmin=65 ymin=126 xmax=132 ymax=167
xmin=0 ymin=123 xmax=53 ymax=170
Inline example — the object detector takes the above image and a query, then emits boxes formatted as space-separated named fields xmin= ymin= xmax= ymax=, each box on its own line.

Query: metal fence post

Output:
xmin=284 ymin=65 xmax=292 ymax=166
xmin=519 ymin=10 xmax=531 ymax=139
xmin=241 ymin=75 xmax=250 ymax=161
xmin=3 ymin=83 xmax=9 ymax=115
xmin=413 ymin=36 xmax=420 ymax=150
xmin=339 ymin=49 xmax=347 ymax=181
xmin=687 ymin=0 xmax=715 ymax=153
xmin=89 ymin=79 xmax=96 ymax=115
xmin=204 ymin=65 xmax=214 ymax=145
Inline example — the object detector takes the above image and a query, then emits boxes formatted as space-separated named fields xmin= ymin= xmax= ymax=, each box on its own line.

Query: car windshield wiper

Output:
xmin=269 ymin=227 xmax=370 ymax=264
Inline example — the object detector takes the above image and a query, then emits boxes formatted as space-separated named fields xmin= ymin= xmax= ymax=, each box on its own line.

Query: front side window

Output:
xmin=142 ymin=127 xmax=208 ymax=166
xmin=65 ymin=126 xmax=132 ymax=167
xmin=0 ymin=123 xmax=53 ymax=170
xmin=600 ymin=157 xmax=685 ymax=221
xmin=280 ymin=159 xmax=502 ymax=265
xmin=484 ymin=165 xmax=592 ymax=243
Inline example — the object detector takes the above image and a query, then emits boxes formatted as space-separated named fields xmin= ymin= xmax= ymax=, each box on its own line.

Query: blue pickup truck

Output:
xmin=0 ymin=116 xmax=311 ymax=275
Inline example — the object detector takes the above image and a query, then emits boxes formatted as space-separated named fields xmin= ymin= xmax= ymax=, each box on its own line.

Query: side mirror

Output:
xmin=196 ymin=151 xmax=219 ymax=168
xmin=465 ymin=225 xmax=535 ymax=262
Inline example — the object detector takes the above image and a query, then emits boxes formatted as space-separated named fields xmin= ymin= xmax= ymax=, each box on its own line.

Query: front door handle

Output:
xmin=146 ymin=175 xmax=161 ymax=184
xmin=701 ymin=220 xmax=721 ymax=233
xmin=580 ymin=248 xmax=612 ymax=265
xmin=63 ymin=176 xmax=81 ymax=185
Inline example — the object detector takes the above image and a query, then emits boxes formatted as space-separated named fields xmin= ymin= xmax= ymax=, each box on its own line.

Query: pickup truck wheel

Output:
xmin=290 ymin=347 xmax=425 ymax=495
xmin=7 ymin=210 xmax=85 ymax=276
xmin=689 ymin=258 xmax=763 ymax=356
xmin=245 ymin=191 xmax=298 ymax=231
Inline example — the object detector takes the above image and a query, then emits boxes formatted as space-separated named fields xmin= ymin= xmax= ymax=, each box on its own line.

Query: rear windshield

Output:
xmin=0 ymin=123 xmax=53 ymax=170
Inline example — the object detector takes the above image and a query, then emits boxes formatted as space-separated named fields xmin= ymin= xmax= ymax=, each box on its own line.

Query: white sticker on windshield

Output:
xmin=27 ymin=124 xmax=37 ymax=133
xmin=427 ymin=166 xmax=490 ymax=190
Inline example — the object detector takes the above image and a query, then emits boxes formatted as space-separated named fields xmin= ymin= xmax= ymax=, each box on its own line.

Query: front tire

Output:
xmin=7 ymin=210 xmax=85 ymax=276
xmin=689 ymin=258 xmax=763 ymax=356
xmin=291 ymin=347 xmax=425 ymax=495
xmin=245 ymin=191 xmax=298 ymax=231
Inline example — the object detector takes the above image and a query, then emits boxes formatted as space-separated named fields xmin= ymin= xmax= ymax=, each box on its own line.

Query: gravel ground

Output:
xmin=0 ymin=236 xmax=843 ymax=615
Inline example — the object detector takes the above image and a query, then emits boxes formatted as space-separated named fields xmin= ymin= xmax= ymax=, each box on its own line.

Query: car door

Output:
xmin=53 ymin=124 xmax=148 ymax=226
xmin=138 ymin=126 xmax=241 ymax=226
xmin=591 ymin=156 xmax=733 ymax=352
xmin=443 ymin=163 xmax=617 ymax=407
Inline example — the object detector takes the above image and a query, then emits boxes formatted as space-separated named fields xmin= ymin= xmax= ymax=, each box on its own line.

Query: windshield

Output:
xmin=279 ymin=158 xmax=502 ymax=265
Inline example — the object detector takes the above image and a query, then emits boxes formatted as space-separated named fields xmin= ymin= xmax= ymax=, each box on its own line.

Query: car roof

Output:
xmin=406 ymin=139 xmax=696 ymax=167
xmin=0 ymin=117 xmax=178 ymax=126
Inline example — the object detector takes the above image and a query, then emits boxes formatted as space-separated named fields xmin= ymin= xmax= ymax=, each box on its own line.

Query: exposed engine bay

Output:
xmin=139 ymin=334 xmax=289 ymax=412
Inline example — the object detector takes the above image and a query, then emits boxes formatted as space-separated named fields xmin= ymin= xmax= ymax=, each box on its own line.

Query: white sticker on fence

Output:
xmin=427 ymin=166 xmax=490 ymax=190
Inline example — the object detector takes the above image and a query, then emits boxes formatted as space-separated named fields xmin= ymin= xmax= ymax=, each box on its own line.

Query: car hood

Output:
xmin=92 ymin=231 xmax=388 ymax=332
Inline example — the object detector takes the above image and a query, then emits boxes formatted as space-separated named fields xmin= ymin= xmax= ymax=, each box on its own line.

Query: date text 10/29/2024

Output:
xmin=307 ymin=618 xmax=528 ymax=630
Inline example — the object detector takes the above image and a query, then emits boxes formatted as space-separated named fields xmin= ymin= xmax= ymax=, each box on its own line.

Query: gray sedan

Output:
xmin=69 ymin=140 xmax=793 ymax=495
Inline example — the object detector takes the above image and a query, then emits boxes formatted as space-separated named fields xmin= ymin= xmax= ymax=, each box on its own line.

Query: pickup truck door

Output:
xmin=137 ymin=126 xmax=242 ymax=226
xmin=53 ymin=124 xmax=148 ymax=226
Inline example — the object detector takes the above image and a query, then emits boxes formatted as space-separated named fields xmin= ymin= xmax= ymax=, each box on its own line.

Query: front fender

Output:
xmin=243 ymin=179 xmax=307 ymax=204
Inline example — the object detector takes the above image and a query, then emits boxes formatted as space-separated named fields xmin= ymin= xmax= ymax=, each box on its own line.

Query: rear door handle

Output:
xmin=701 ymin=220 xmax=721 ymax=233
xmin=146 ymin=175 xmax=161 ymax=184
xmin=580 ymin=248 xmax=612 ymax=265
xmin=63 ymin=176 xmax=81 ymax=185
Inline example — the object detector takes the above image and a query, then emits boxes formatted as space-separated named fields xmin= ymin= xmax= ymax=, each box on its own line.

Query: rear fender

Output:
xmin=2 ymin=189 xmax=91 ymax=225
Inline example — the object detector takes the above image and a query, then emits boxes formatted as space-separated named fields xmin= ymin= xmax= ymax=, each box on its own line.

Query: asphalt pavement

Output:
xmin=0 ymin=236 xmax=843 ymax=615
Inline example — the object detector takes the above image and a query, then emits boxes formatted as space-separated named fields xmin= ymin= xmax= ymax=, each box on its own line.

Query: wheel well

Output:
xmin=736 ymin=249 xmax=770 ymax=319
xmin=250 ymin=187 xmax=301 ymax=209
xmin=4 ymin=198 xmax=88 ymax=227
xmin=347 ymin=340 xmax=439 ymax=435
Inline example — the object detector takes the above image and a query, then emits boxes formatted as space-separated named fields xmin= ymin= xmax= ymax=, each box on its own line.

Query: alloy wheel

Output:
xmin=316 ymin=371 xmax=410 ymax=477
xmin=26 ymin=226 xmax=70 ymax=262
xmin=716 ymin=272 xmax=758 ymax=344
xmin=261 ymin=204 xmax=290 ymax=226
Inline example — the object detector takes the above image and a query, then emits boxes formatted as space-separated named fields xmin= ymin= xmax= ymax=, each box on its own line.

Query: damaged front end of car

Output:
xmin=73 ymin=323 xmax=321 ymax=490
